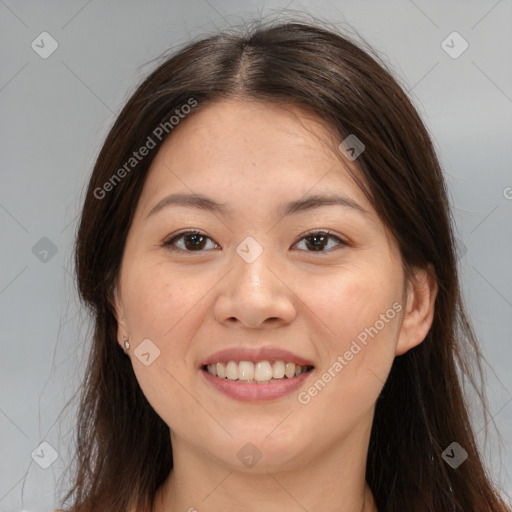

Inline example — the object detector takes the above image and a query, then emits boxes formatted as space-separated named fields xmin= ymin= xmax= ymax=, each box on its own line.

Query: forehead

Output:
xmin=137 ymin=99 xmax=372 ymax=217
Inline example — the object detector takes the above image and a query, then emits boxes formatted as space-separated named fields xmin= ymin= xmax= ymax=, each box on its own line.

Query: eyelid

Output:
xmin=162 ymin=229 xmax=216 ymax=249
xmin=162 ymin=228 xmax=350 ymax=253
xmin=294 ymin=229 xmax=349 ymax=251
xmin=300 ymin=228 xmax=346 ymax=242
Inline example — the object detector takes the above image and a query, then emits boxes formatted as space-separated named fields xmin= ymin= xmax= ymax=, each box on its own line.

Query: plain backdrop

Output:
xmin=1 ymin=1 xmax=511 ymax=510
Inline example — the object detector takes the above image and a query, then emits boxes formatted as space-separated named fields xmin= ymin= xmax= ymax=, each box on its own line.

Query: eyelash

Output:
xmin=162 ymin=229 xmax=348 ymax=254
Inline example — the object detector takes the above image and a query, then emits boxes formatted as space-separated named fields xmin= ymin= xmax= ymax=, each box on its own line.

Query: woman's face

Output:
xmin=114 ymin=99 xmax=433 ymax=473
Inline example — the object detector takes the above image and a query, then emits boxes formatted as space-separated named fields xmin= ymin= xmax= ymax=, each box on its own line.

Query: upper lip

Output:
xmin=200 ymin=346 xmax=315 ymax=368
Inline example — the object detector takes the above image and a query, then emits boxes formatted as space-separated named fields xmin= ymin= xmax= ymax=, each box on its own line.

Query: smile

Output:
xmin=201 ymin=360 xmax=315 ymax=402
xmin=203 ymin=360 xmax=314 ymax=383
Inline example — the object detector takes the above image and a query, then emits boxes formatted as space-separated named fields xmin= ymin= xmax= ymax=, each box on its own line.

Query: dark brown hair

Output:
xmin=62 ymin=16 xmax=511 ymax=512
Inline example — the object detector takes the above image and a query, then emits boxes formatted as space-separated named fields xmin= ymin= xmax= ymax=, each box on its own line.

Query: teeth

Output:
xmin=226 ymin=361 xmax=238 ymax=380
xmin=272 ymin=360 xmax=285 ymax=379
xmin=239 ymin=361 xmax=255 ymax=380
xmin=254 ymin=361 xmax=273 ymax=381
xmin=216 ymin=362 xmax=226 ymax=379
xmin=285 ymin=362 xmax=296 ymax=379
xmin=205 ymin=360 xmax=312 ymax=381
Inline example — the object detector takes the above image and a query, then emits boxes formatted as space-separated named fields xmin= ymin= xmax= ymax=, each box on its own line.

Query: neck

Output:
xmin=153 ymin=410 xmax=377 ymax=512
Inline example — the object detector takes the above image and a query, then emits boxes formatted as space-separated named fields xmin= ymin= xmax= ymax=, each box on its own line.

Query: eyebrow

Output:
xmin=145 ymin=192 xmax=369 ymax=220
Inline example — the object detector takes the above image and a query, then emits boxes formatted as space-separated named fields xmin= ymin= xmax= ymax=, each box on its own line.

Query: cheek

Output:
xmin=120 ymin=261 xmax=210 ymax=426
xmin=122 ymin=261 xmax=207 ymax=343
xmin=295 ymin=263 xmax=402 ymax=414
xmin=300 ymin=261 xmax=402 ymax=349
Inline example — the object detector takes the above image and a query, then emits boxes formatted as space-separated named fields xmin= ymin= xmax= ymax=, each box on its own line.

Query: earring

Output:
xmin=123 ymin=335 xmax=130 ymax=351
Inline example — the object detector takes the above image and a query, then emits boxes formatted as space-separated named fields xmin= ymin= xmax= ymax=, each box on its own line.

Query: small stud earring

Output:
xmin=123 ymin=335 xmax=130 ymax=351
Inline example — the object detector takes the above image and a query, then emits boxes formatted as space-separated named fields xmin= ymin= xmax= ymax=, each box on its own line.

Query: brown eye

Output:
xmin=163 ymin=229 xmax=346 ymax=253
xmin=163 ymin=230 xmax=218 ymax=252
xmin=293 ymin=231 xmax=346 ymax=252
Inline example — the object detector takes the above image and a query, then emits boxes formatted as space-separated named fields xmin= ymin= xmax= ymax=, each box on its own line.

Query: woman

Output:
xmin=59 ymin=17 xmax=511 ymax=512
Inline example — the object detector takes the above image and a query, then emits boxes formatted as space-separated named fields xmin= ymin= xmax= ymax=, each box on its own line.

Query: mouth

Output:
xmin=200 ymin=349 xmax=316 ymax=402
xmin=200 ymin=347 xmax=316 ymax=401
xmin=202 ymin=360 xmax=315 ymax=383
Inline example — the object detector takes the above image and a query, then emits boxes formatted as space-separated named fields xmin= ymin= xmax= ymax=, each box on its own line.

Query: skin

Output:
xmin=114 ymin=99 xmax=438 ymax=512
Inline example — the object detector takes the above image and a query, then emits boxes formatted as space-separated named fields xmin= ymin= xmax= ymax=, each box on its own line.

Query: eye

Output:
xmin=292 ymin=230 xmax=347 ymax=253
xmin=162 ymin=230 xmax=219 ymax=252
xmin=162 ymin=229 xmax=347 ymax=253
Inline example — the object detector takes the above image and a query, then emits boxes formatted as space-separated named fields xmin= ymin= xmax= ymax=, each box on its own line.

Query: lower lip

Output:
xmin=201 ymin=368 xmax=314 ymax=402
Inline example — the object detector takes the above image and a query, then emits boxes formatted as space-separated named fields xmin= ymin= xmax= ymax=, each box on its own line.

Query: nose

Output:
xmin=213 ymin=247 xmax=297 ymax=329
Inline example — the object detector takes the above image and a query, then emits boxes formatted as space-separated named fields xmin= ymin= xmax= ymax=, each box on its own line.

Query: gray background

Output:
xmin=1 ymin=1 xmax=511 ymax=510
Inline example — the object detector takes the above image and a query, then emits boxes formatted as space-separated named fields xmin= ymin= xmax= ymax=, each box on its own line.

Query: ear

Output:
xmin=395 ymin=264 xmax=438 ymax=356
xmin=111 ymin=284 xmax=129 ymax=350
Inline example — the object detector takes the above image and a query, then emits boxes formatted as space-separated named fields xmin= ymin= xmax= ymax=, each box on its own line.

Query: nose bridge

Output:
xmin=214 ymin=235 xmax=296 ymax=327
xmin=235 ymin=238 xmax=272 ymax=292
xmin=234 ymin=234 xmax=271 ymax=283
xmin=250 ymin=273 xmax=262 ymax=288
